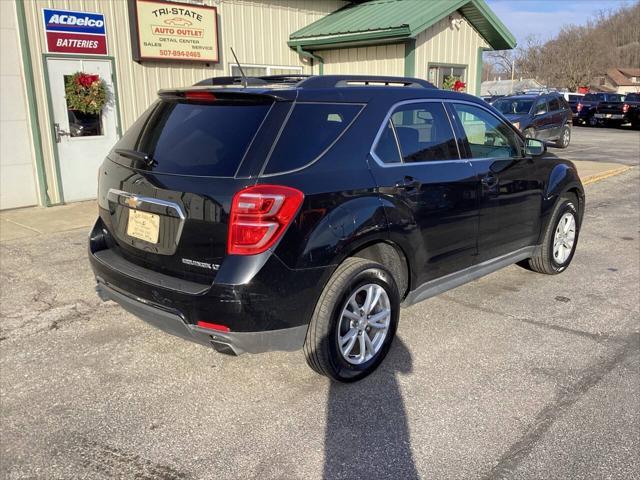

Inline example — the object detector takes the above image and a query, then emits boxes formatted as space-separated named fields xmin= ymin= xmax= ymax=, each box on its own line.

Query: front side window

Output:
xmin=452 ymin=103 xmax=521 ymax=159
xmin=389 ymin=103 xmax=459 ymax=162
xmin=534 ymin=99 xmax=548 ymax=115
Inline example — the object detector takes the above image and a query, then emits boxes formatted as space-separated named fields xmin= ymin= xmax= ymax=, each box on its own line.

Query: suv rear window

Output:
xmin=119 ymin=100 xmax=271 ymax=177
xmin=263 ymin=103 xmax=362 ymax=175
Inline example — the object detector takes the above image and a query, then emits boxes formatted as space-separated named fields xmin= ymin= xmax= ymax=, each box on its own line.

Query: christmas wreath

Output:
xmin=442 ymin=76 xmax=466 ymax=92
xmin=64 ymin=72 xmax=107 ymax=115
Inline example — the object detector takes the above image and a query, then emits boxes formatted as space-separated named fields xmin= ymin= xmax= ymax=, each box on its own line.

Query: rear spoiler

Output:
xmin=157 ymin=88 xmax=289 ymax=102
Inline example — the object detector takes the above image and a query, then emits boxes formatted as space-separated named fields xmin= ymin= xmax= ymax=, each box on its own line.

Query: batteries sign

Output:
xmin=43 ymin=8 xmax=108 ymax=55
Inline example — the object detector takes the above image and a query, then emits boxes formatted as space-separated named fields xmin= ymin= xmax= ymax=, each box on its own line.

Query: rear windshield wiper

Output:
xmin=115 ymin=149 xmax=156 ymax=168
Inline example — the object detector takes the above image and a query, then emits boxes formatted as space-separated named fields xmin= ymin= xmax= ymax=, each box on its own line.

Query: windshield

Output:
xmin=492 ymin=98 xmax=534 ymax=115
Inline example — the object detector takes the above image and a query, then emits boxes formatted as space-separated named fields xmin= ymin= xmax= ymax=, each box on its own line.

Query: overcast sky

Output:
xmin=485 ymin=0 xmax=635 ymax=46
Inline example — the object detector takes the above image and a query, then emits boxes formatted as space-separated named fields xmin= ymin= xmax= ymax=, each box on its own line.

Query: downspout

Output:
xmin=296 ymin=45 xmax=324 ymax=75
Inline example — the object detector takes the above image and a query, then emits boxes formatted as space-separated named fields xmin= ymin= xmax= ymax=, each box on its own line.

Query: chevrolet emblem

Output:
xmin=126 ymin=196 xmax=140 ymax=209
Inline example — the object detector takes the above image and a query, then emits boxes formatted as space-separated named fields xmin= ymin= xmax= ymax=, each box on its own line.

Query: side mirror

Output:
xmin=525 ymin=138 xmax=546 ymax=157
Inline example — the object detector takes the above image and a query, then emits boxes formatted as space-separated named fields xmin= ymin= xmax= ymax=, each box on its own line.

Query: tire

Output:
xmin=527 ymin=194 xmax=580 ymax=275
xmin=588 ymin=115 xmax=599 ymax=127
xmin=523 ymin=127 xmax=536 ymax=139
xmin=554 ymin=125 xmax=571 ymax=148
xmin=303 ymin=257 xmax=400 ymax=382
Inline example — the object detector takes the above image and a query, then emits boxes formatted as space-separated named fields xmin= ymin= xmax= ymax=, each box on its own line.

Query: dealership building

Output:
xmin=0 ymin=0 xmax=515 ymax=210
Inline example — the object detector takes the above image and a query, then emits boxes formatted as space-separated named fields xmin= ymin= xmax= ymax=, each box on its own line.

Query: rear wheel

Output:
xmin=527 ymin=193 xmax=580 ymax=274
xmin=303 ymin=258 xmax=400 ymax=382
xmin=554 ymin=125 xmax=571 ymax=148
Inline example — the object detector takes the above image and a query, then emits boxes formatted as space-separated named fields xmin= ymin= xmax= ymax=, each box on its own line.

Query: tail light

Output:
xmin=228 ymin=185 xmax=304 ymax=255
xmin=623 ymin=103 xmax=629 ymax=113
xmin=577 ymin=103 xmax=583 ymax=112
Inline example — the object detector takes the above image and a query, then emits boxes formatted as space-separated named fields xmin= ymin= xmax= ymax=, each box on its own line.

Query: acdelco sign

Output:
xmin=42 ymin=8 xmax=107 ymax=55
xmin=43 ymin=8 xmax=106 ymax=35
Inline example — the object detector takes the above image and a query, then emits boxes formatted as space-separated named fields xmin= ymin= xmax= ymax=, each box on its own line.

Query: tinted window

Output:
xmin=264 ymin=103 xmax=362 ymax=174
xmin=452 ymin=103 xmax=521 ymax=159
xmin=548 ymin=97 xmax=560 ymax=111
xmin=534 ymin=98 xmax=548 ymax=114
xmin=626 ymin=93 xmax=640 ymax=101
xmin=607 ymin=94 xmax=625 ymax=102
xmin=493 ymin=98 xmax=534 ymax=114
xmin=373 ymin=120 xmax=402 ymax=164
xmin=130 ymin=100 xmax=270 ymax=176
xmin=388 ymin=102 xmax=458 ymax=162
xmin=568 ymin=95 xmax=582 ymax=102
xmin=559 ymin=97 xmax=570 ymax=110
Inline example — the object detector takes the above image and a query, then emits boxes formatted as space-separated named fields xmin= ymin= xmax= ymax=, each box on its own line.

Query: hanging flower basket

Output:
xmin=65 ymin=72 xmax=107 ymax=115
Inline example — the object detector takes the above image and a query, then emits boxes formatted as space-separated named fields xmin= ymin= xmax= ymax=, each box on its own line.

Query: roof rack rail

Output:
xmin=193 ymin=74 xmax=310 ymax=87
xmin=298 ymin=75 xmax=435 ymax=89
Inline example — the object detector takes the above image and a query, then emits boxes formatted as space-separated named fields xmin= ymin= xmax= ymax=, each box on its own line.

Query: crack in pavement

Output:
xmin=439 ymin=295 xmax=617 ymax=344
xmin=482 ymin=332 xmax=640 ymax=480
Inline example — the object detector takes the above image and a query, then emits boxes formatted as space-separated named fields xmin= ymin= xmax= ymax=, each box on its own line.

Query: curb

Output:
xmin=582 ymin=166 xmax=632 ymax=186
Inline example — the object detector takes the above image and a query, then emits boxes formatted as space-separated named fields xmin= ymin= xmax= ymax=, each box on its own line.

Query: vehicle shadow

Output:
xmin=323 ymin=337 xmax=419 ymax=479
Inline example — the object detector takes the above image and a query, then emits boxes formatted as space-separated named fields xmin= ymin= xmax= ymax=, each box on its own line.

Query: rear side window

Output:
xmin=263 ymin=103 xmax=362 ymax=175
xmin=548 ymin=97 xmax=560 ymax=111
xmin=389 ymin=103 xmax=458 ymax=162
xmin=627 ymin=93 xmax=639 ymax=101
xmin=131 ymin=100 xmax=271 ymax=176
xmin=374 ymin=120 xmax=402 ymax=164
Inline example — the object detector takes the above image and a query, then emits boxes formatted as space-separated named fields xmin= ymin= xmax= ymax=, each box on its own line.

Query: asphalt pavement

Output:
xmin=1 ymin=156 xmax=639 ymax=477
xmin=559 ymin=124 xmax=640 ymax=166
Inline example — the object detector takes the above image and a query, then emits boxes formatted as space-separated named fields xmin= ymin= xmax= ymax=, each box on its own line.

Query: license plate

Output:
xmin=127 ymin=209 xmax=160 ymax=244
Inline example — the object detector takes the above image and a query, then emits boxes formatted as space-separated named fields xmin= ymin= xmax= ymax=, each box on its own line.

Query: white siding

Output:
xmin=20 ymin=0 xmax=345 ymax=204
xmin=321 ymin=43 xmax=405 ymax=76
xmin=0 ymin=0 xmax=39 ymax=210
xmin=414 ymin=12 xmax=490 ymax=94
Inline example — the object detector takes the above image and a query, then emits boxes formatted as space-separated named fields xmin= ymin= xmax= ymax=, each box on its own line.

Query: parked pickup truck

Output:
xmin=622 ymin=93 xmax=640 ymax=129
xmin=576 ymin=93 xmax=626 ymax=127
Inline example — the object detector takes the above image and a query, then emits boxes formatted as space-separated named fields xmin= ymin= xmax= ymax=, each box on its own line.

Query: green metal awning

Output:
xmin=288 ymin=0 xmax=516 ymax=51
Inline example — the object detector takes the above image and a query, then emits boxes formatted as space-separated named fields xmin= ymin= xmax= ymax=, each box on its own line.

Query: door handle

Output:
xmin=481 ymin=173 xmax=499 ymax=189
xmin=395 ymin=176 xmax=421 ymax=191
xmin=54 ymin=123 xmax=70 ymax=143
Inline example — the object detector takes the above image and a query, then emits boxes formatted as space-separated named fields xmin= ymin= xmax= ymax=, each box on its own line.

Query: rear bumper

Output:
xmin=89 ymin=218 xmax=331 ymax=352
xmin=96 ymin=282 xmax=307 ymax=355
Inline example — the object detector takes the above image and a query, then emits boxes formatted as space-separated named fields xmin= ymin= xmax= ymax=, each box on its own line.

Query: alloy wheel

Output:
xmin=337 ymin=284 xmax=391 ymax=365
xmin=553 ymin=212 xmax=576 ymax=264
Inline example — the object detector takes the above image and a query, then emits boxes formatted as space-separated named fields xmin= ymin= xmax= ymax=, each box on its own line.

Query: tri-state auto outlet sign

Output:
xmin=42 ymin=8 xmax=108 ymax=55
xmin=129 ymin=0 xmax=219 ymax=63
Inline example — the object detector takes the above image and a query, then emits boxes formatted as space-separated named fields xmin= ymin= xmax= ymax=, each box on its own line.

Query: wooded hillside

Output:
xmin=486 ymin=2 xmax=640 ymax=91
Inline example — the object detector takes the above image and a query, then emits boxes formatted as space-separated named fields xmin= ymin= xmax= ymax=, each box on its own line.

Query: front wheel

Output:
xmin=303 ymin=258 xmax=400 ymax=382
xmin=526 ymin=194 xmax=580 ymax=274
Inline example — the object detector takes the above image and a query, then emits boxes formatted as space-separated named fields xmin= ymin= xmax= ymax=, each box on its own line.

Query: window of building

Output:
xmin=451 ymin=103 xmax=521 ymax=159
xmin=230 ymin=64 xmax=303 ymax=77
xmin=428 ymin=65 xmax=466 ymax=89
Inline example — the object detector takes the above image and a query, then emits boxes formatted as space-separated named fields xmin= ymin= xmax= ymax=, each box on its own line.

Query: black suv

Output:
xmin=492 ymin=93 xmax=572 ymax=148
xmin=89 ymin=75 xmax=584 ymax=382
